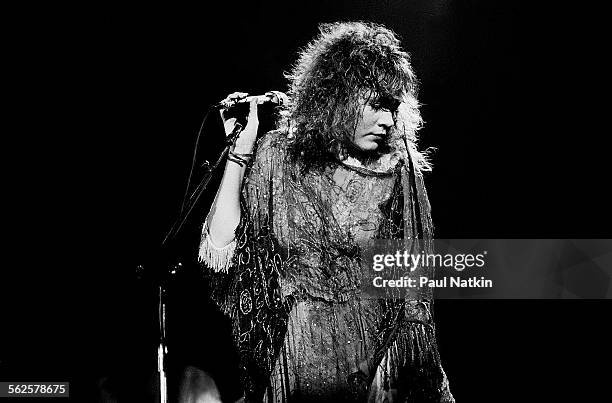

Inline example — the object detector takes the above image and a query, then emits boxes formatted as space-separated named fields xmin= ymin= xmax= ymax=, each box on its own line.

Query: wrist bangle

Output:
xmin=229 ymin=151 xmax=253 ymax=161
xmin=227 ymin=151 xmax=251 ymax=167
xmin=227 ymin=157 xmax=245 ymax=167
xmin=231 ymin=151 xmax=253 ymax=159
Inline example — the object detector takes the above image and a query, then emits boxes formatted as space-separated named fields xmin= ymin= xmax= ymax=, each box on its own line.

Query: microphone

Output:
xmin=214 ymin=91 xmax=288 ymax=110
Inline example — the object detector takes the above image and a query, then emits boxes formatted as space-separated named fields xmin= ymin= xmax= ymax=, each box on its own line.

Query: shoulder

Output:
xmin=252 ymin=129 xmax=291 ymax=164
xmin=256 ymin=129 xmax=289 ymax=152
xmin=246 ymin=129 xmax=291 ymax=177
xmin=243 ymin=130 xmax=290 ymax=201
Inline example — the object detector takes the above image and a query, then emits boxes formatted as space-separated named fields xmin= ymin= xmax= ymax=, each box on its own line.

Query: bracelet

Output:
xmin=231 ymin=151 xmax=253 ymax=159
xmin=230 ymin=151 xmax=253 ymax=158
xmin=227 ymin=151 xmax=252 ymax=167
xmin=230 ymin=151 xmax=252 ymax=163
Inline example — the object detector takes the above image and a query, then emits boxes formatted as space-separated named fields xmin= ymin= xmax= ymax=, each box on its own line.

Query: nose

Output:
xmin=377 ymin=109 xmax=394 ymax=130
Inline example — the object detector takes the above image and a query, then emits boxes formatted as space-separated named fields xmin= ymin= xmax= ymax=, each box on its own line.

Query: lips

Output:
xmin=368 ymin=133 xmax=386 ymax=140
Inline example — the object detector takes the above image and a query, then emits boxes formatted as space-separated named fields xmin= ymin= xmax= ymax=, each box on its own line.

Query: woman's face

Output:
xmin=352 ymin=96 xmax=400 ymax=152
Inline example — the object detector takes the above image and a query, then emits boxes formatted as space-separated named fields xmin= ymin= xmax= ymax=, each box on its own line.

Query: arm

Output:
xmin=199 ymin=94 xmax=260 ymax=269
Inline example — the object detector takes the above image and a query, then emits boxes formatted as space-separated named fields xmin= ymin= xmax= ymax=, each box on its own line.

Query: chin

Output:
xmin=358 ymin=142 xmax=379 ymax=151
xmin=349 ymin=140 xmax=389 ymax=161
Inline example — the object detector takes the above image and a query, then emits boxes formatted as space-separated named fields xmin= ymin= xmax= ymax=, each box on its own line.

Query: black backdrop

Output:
xmin=3 ymin=1 xmax=610 ymax=401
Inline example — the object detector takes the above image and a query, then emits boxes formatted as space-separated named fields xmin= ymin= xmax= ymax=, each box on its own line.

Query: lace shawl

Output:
xmin=199 ymin=131 xmax=452 ymax=402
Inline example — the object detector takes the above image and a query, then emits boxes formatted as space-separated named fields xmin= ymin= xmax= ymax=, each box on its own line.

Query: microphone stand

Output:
xmin=162 ymin=120 xmax=244 ymax=245
xmin=138 ymin=108 xmax=244 ymax=403
xmin=157 ymin=274 xmax=168 ymax=403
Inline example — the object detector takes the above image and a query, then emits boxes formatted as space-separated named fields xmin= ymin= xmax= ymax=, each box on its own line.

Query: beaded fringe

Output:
xmin=369 ymin=322 xmax=454 ymax=403
xmin=198 ymin=223 xmax=236 ymax=273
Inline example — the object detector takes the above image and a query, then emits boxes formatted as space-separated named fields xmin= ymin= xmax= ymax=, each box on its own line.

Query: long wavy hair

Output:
xmin=282 ymin=21 xmax=431 ymax=172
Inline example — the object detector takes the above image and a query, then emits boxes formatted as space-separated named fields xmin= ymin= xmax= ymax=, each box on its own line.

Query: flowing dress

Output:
xmin=199 ymin=130 xmax=454 ymax=402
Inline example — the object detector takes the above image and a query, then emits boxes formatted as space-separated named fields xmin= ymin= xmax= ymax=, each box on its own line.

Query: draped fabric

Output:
xmin=200 ymin=130 xmax=454 ymax=402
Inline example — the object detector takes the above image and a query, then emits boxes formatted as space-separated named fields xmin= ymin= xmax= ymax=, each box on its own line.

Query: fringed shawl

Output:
xmin=199 ymin=130 xmax=453 ymax=402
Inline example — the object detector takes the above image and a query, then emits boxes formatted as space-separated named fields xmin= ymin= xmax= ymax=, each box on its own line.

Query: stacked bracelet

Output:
xmin=227 ymin=151 xmax=253 ymax=167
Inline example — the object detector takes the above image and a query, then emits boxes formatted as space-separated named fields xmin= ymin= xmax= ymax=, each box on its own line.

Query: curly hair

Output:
xmin=282 ymin=21 xmax=430 ymax=171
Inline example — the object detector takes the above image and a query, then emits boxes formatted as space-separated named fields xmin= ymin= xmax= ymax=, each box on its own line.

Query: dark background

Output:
xmin=3 ymin=0 xmax=610 ymax=401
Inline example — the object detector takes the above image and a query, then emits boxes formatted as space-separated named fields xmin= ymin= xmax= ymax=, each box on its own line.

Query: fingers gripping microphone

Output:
xmin=215 ymin=91 xmax=289 ymax=110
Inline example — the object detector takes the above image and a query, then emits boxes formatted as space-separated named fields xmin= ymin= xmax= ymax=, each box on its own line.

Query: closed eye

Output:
xmin=370 ymin=97 xmax=401 ymax=112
